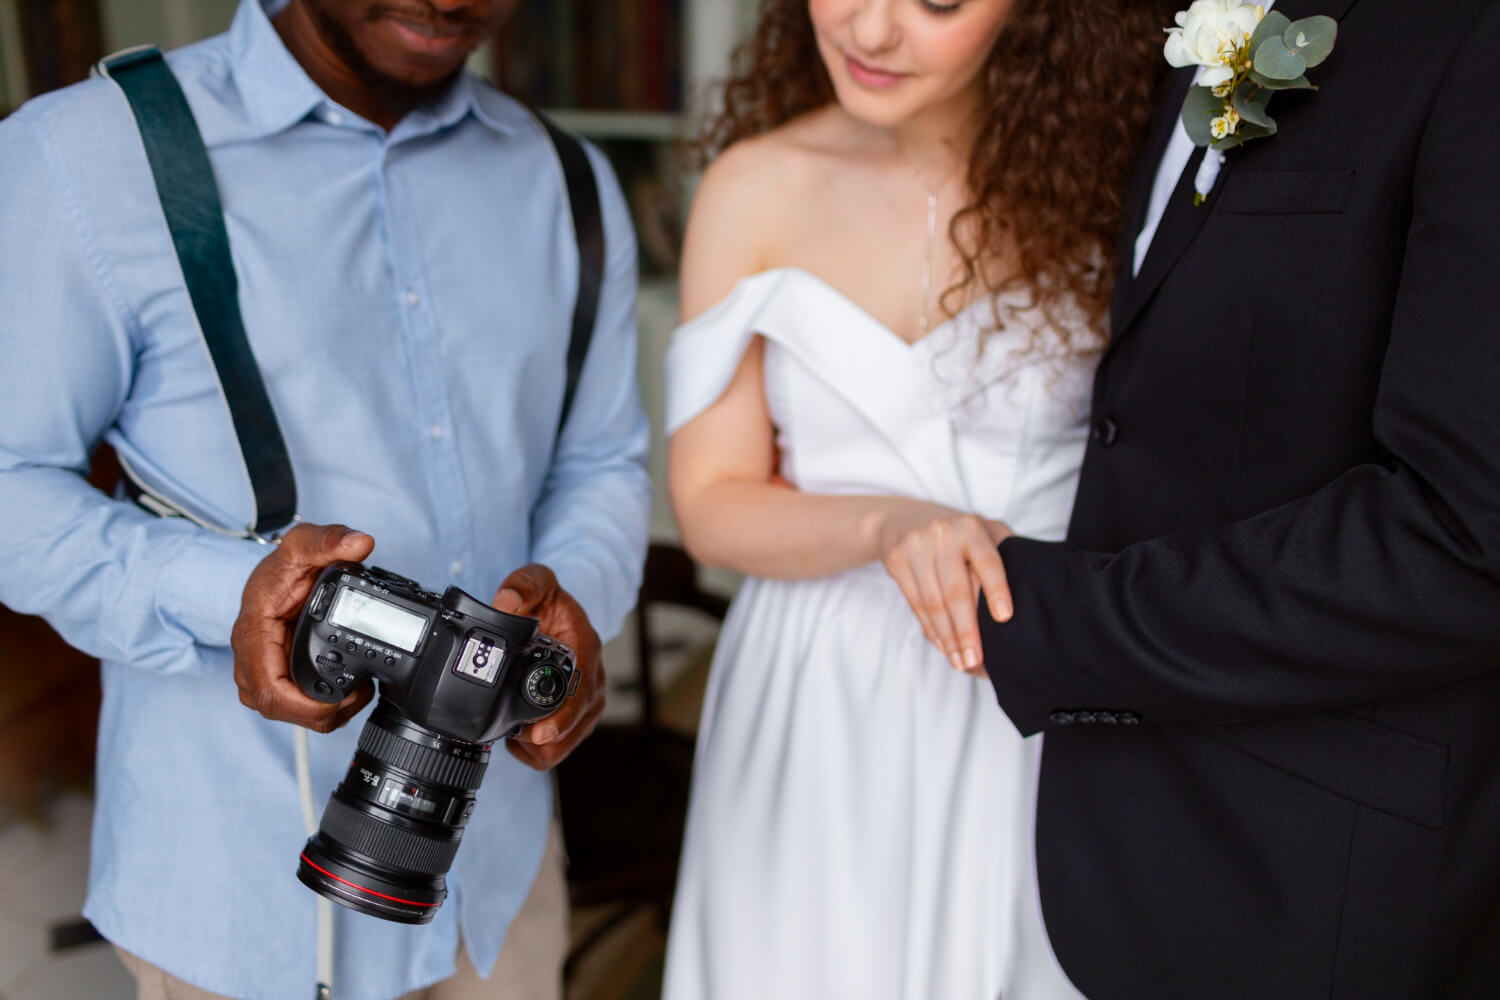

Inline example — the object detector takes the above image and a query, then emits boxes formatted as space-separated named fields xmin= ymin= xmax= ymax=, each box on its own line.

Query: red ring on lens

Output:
xmin=298 ymin=853 xmax=441 ymax=907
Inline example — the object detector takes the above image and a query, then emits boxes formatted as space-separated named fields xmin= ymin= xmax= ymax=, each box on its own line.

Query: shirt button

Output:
xmin=324 ymin=109 xmax=344 ymax=126
xmin=405 ymin=290 xmax=421 ymax=307
xmin=1091 ymin=417 xmax=1120 ymax=447
xmin=429 ymin=425 xmax=445 ymax=441
xmin=450 ymin=560 xmax=465 ymax=577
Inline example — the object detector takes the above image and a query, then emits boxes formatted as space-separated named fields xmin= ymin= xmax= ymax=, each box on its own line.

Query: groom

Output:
xmin=978 ymin=0 xmax=1500 ymax=996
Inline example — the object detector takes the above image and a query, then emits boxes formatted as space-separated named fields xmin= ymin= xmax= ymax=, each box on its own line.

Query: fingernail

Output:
xmin=533 ymin=725 xmax=556 ymax=744
xmin=340 ymin=528 xmax=370 ymax=543
xmin=963 ymin=648 xmax=981 ymax=669
xmin=948 ymin=652 xmax=965 ymax=671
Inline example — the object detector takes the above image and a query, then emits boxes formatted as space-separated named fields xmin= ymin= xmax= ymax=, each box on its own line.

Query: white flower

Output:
xmin=1165 ymin=1 xmax=1265 ymax=88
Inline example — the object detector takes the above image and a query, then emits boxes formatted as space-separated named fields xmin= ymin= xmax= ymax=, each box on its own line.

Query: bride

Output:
xmin=662 ymin=1 xmax=1168 ymax=996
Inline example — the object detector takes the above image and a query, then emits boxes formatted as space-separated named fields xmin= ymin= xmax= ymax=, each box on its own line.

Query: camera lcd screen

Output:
xmin=328 ymin=588 xmax=428 ymax=653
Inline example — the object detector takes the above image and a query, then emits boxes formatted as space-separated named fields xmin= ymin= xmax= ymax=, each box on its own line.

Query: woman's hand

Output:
xmin=875 ymin=501 xmax=1014 ymax=676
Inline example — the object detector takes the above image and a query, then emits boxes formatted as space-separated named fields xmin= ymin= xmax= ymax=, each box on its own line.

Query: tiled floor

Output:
xmin=0 ymin=603 xmax=724 ymax=1000
xmin=0 ymin=792 xmax=133 ymax=999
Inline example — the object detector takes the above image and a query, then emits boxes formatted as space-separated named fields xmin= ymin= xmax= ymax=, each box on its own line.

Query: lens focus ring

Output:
xmin=357 ymin=723 xmax=488 ymax=791
xmin=320 ymin=796 xmax=461 ymax=876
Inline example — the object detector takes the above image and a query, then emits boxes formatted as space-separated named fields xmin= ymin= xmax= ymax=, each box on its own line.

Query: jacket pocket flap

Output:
xmin=1220 ymin=168 xmax=1355 ymax=215
xmin=1200 ymin=710 xmax=1448 ymax=828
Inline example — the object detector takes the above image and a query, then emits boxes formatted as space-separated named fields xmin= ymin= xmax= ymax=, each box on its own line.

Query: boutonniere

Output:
xmin=1165 ymin=2 xmax=1340 ymax=204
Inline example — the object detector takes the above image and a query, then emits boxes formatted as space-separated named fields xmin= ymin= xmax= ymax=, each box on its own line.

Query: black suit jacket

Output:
xmin=979 ymin=1 xmax=1500 ymax=996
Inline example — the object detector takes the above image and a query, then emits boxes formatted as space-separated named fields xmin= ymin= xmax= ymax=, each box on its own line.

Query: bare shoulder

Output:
xmin=680 ymin=106 xmax=861 ymax=320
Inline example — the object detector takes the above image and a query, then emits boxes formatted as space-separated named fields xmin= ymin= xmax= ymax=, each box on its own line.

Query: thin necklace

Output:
xmin=919 ymin=186 xmax=938 ymax=337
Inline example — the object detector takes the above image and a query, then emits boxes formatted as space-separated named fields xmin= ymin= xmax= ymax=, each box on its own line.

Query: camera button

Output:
xmin=313 ymin=680 xmax=333 ymax=697
xmin=345 ymin=642 xmax=357 ymax=653
xmin=365 ymin=649 xmax=378 ymax=660
xmin=384 ymin=656 xmax=396 ymax=667
xmin=326 ymin=633 xmax=339 ymax=643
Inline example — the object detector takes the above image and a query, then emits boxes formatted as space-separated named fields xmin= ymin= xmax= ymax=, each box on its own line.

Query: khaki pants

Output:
xmin=116 ymin=822 xmax=569 ymax=1000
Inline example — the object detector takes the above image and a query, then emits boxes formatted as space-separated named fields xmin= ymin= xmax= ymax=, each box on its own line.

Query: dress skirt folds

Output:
xmin=661 ymin=269 xmax=1096 ymax=1000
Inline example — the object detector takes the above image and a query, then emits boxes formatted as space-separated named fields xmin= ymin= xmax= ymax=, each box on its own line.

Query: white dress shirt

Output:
xmin=1134 ymin=0 xmax=1279 ymax=275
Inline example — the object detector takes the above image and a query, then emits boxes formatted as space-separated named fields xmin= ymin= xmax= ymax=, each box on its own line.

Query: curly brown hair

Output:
xmin=699 ymin=0 xmax=1176 ymax=351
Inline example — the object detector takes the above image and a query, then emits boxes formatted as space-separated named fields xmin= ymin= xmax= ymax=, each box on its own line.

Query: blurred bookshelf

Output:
xmin=0 ymin=0 xmax=21 ymax=115
xmin=487 ymin=0 xmax=755 ymax=540
xmin=489 ymin=0 xmax=754 ymax=278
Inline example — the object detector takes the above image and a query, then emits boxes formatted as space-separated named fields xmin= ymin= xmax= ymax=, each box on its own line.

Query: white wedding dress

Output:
xmin=661 ymin=268 xmax=1095 ymax=1000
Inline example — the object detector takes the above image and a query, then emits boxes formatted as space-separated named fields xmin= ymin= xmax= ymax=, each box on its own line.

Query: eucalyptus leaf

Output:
xmin=1248 ymin=11 xmax=1292 ymax=52
xmin=1254 ymin=36 xmax=1307 ymax=80
xmin=1215 ymin=122 xmax=1276 ymax=151
xmin=1249 ymin=70 xmax=1314 ymax=91
xmin=1285 ymin=16 xmax=1338 ymax=67
xmin=1181 ymin=85 xmax=1223 ymax=148
xmin=1232 ymin=81 xmax=1273 ymax=127
xmin=1237 ymin=121 xmax=1277 ymax=142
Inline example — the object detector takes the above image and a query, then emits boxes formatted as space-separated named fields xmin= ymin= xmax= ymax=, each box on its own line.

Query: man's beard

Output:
xmin=304 ymin=0 xmax=465 ymax=118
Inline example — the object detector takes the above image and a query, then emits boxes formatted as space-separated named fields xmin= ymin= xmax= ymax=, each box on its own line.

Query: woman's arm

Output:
xmin=667 ymin=139 xmax=1012 ymax=671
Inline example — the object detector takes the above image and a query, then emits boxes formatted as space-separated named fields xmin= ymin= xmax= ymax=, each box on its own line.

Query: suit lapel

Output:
xmin=1109 ymin=0 xmax=1364 ymax=343
xmin=1109 ymin=67 xmax=1198 ymax=337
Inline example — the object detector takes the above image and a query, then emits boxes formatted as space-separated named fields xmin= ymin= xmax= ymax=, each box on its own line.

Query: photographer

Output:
xmin=0 ymin=1 xmax=650 ymax=998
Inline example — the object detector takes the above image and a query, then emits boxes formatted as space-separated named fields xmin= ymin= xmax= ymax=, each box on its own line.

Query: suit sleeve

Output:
xmin=979 ymin=6 xmax=1500 ymax=733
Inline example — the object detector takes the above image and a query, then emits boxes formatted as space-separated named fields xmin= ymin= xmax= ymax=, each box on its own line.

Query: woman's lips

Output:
xmin=844 ymin=54 xmax=908 ymax=90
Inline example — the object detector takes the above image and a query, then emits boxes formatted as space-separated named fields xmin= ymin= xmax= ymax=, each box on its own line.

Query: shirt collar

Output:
xmin=227 ymin=0 xmax=516 ymax=139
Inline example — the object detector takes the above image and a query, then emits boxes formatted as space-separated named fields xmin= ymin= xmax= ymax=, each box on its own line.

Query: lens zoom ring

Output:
xmin=321 ymin=797 xmax=461 ymax=876
xmin=358 ymin=725 xmax=487 ymax=790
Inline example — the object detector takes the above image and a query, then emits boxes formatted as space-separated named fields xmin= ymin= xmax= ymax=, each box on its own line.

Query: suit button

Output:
xmin=1091 ymin=417 xmax=1119 ymax=447
xmin=1096 ymin=711 xmax=1118 ymax=725
xmin=1049 ymin=711 xmax=1076 ymax=725
xmin=1075 ymin=710 xmax=1096 ymax=724
xmin=1119 ymin=712 xmax=1141 ymax=725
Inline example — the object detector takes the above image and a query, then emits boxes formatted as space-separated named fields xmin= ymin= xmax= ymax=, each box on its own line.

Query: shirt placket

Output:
xmin=378 ymin=141 xmax=477 ymax=585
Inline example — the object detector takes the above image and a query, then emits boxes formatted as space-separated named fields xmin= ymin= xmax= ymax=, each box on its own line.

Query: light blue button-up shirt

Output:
xmin=0 ymin=2 xmax=650 ymax=997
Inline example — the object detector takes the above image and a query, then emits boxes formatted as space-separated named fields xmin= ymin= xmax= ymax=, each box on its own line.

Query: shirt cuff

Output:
xmin=156 ymin=531 xmax=269 ymax=649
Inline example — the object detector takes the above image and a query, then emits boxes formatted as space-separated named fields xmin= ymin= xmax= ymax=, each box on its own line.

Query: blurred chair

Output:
xmin=557 ymin=542 xmax=729 ymax=980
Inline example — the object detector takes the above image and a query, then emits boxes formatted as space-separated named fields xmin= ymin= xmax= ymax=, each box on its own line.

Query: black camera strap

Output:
xmin=536 ymin=113 xmax=605 ymax=446
xmin=95 ymin=46 xmax=604 ymax=541
xmin=97 ymin=46 xmax=298 ymax=541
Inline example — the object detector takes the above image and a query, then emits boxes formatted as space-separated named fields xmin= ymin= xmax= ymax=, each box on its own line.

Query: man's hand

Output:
xmin=231 ymin=523 xmax=377 ymax=733
xmin=492 ymin=564 xmax=604 ymax=770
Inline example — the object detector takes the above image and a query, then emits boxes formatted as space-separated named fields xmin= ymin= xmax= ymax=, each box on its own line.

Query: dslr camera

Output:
xmin=290 ymin=561 xmax=577 ymax=923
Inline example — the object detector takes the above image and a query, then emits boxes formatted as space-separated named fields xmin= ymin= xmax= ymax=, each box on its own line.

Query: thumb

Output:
xmin=493 ymin=587 xmax=525 ymax=614
xmin=279 ymin=523 xmax=374 ymax=569
xmin=491 ymin=563 xmax=556 ymax=615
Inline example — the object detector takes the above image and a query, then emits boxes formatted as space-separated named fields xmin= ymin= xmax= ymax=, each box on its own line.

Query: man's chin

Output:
xmin=365 ymin=67 xmax=462 ymax=116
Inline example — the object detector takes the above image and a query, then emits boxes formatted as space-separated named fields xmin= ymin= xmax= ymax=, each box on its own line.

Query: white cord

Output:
xmin=295 ymin=727 xmax=335 ymax=998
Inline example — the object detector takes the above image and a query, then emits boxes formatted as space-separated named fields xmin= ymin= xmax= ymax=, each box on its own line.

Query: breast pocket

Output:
xmin=1220 ymin=168 xmax=1356 ymax=215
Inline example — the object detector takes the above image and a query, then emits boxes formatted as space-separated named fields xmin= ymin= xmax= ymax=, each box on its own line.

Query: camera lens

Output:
xmin=297 ymin=701 xmax=490 ymax=924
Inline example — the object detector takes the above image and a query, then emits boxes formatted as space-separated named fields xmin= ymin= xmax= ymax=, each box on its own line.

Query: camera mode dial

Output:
xmin=522 ymin=663 xmax=566 ymax=708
